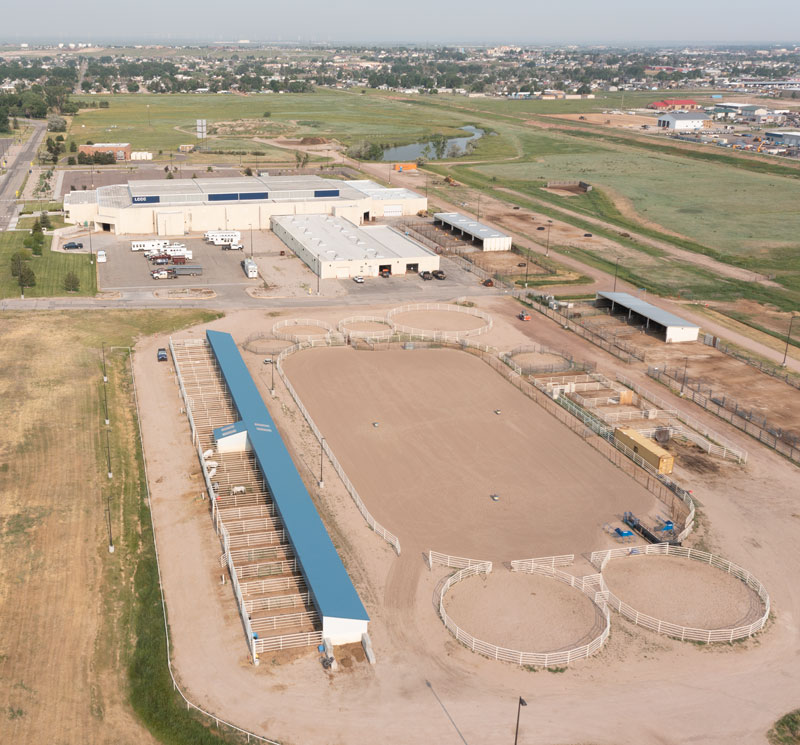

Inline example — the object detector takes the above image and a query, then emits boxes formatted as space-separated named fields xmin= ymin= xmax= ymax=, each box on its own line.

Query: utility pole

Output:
xmin=106 ymin=493 xmax=114 ymax=553
xmin=681 ymin=356 xmax=689 ymax=394
xmin=782 ymin=314 xmax=796 ymax=367
xmin=101 ymin=342 xmax=108 ymax=382
xmin=613 ymin=258 xmax=620 ymax=292
xmin=106 ymin=428 xmax=113 ymax=479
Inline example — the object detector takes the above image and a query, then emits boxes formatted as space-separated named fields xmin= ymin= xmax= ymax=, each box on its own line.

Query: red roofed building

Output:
xmin=648 ymin=99 xmax=700 ymax=111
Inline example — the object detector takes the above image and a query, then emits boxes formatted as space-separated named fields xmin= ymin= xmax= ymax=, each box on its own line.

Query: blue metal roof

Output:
xmin=596 ymin=292 xmax=699 ymax=330
xmin=206 ymin=330 xmax=369 ymax=623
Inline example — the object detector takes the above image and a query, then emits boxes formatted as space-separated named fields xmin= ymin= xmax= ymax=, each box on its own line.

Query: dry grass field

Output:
xmin=0 ymin=310 xmax=219 ymax=745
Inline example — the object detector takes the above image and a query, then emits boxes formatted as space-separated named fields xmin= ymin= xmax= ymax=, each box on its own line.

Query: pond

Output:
xmin=381 ymin=125 xmax=484 ymax=162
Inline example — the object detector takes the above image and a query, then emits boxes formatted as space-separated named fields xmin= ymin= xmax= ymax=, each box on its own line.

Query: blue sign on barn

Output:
xmin=239 ymin=192 xmax=269 ymax=200
xmin=132 ymin=195 xmax=160 ymax=204
xmin=314 ymin=189 xmax=339 ymax=198
xmin=209 ymin=193 xmax=239 ymax=201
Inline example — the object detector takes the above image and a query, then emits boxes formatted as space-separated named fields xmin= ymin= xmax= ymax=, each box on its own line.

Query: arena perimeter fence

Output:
xmin=275 ymin=339 xmax=402 ymax=555
xmin=272 ymin=318 xmax=334 ymax=342
xmin=436 ymin=559 xmax=611 ymax=668
xmin=589 ymin=543 xmax=770 ymax=643
xmin=282 ymin=333 xmax=694 ymax=542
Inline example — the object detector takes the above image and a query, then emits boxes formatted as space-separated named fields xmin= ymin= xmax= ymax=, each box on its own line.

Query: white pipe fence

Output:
xmin=437 ymin=562 xmax=611 ymax=668
xmin=272 ymin=318 xmax=335 ymax=342
xmin=510 ymin=554 xmax=575 ymax=571
xmin=276 ymin=340 xmax=402 ymax=555
xmin=386 ymin=303 xmax=492 ymax=342
xmin=589 ymin=543 xmax=770 ymax=643
xmin=337 ymin=316 xmax=395 ymax=340
xmin=428 ymin=551 xmax=492 ymax=569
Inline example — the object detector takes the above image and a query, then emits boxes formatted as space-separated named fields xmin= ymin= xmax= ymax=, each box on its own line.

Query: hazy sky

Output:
xmin=5 ymin=0 xmax=800 ymax=45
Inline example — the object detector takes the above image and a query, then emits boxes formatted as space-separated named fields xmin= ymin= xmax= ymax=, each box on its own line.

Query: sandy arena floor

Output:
xmin=445 ymin=569 xmax=605 ymax=652
xmin=603 ymin=554 xmax=765 ymax=629
xmin=511 ymin=350 xmax=570 ymax=370
xmin=282 ymin=346 xmax=663 ymax=561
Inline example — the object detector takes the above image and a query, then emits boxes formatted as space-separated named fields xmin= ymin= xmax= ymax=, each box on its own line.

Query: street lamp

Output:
xmin=681 ymin=356 xmax=689 ymax=394
xmin=545 ymin=220 xmax=553 ymax=257
xmin=147 ymin=104 xmax=151 ymax=127
xmin=514 ymin=697 xmax=527 ymax=745
xmin=319 ymin=437 xmax=325 ymax=488
xmin=249 ymin=224 xmax=253 ymax=259
xmin=782 ymin=314 xmax=796 ymax=367
xmin=613 ymin=257 xmax=620 ymax=292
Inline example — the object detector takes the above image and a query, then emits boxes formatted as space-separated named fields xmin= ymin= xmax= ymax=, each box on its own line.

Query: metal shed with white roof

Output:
xmin=595 ymin=292 xmax=700 ymax=343
xmin=433 ymin=212 xmax=512 ymax=251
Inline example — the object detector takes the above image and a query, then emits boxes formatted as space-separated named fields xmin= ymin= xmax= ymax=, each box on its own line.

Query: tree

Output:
xmin=18 ymin=265 xmax=36 ymax=288
xmin=263 ymin=111 xmax=271 ymax=118
xmin=67 ymin=156 xmax=76 ymax=165
xmin=31 ymin=218 xmax=43 ymax=234
xmin=10 ymin=252 xmax=24 ymax=276
xmin=166 ymin=171 xmax=174 ymax=179
xmin=47 ymin=114 xmax=67 ymax=132
xmin=64 ymin=271 xmax=80 ymax=292
xmin=69 ymin=141 xmax=77 ymax=152
xmin=40 ymin=211 xmax=51 ymax=229
xmin=244 ymin=166 xmax=253 ymax=176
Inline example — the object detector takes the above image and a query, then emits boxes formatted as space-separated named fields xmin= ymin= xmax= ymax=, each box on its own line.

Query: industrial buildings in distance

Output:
xmin=64 ymin=175 xmax=426 ymax=235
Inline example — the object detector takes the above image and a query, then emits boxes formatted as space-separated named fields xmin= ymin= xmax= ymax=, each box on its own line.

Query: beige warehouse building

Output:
xmin=63 ymin=176 xmax=427 ymax=236
xmin=272 ymin=214 xmax=439 ymax=279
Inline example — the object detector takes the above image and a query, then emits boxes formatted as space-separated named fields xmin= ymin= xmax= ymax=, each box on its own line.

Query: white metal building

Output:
xmin=656 ymin=112 xmax=710 ymax=131
xmin=433 ymin=212 xmax=512 ymax=251
xmin=271 ymin=214 xmax=439 ymax=279
xmin=63 ymin=175 xmax=427 ymax=236
xmin=595 ymin=292 xmax=700 ymax=343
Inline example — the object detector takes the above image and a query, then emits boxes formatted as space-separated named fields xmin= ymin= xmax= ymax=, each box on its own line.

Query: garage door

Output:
xmin=335 ymin=267 xmax=351 ymax=279
xmin=383 ymin=204 xmax=402 ymax=217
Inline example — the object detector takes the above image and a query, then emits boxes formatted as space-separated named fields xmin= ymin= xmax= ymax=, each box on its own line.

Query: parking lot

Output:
xmin=65 ymin=227 xmax=485 ymax=303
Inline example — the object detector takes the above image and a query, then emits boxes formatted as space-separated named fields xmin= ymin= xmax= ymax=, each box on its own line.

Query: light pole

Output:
xmin=545 ymin=220 xmax=553 ymax=257
xmin=681 ymin=356 xmax=689 ymax=394
xmin=613 ymin=257 xmax=620 ymax=292
xmin=782 ymin=314 xmax=796 ymax=367
xmin=477 ymin=192 xmax=482 ymax=221
xmin=88 ymin=227 xmax=93 ymax=265
xmin=319 ymin=437 xmax=325 ymax=488
xmin=514 ymin=697 xmax=527 ymax=745
xmin=271 ymin=358 xmax=275 ymax=394
xmin=249 ymin=224 xmax=253 ymax=259
xmin=147 ymin=104 xmax=151 ymax=127
xmin=101 ymin=342 xmax=108 ymax=382
xmin=106 ymin=428 xmax=113 ymax=480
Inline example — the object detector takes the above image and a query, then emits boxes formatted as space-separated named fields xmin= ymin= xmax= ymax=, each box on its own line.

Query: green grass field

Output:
xmin=471 ymin=150 xmax=800 ymax=256
xmin=0 ymin=231 xmax=97 ymax=298
xmin=69 ymin=91 xmax=479 ymax=154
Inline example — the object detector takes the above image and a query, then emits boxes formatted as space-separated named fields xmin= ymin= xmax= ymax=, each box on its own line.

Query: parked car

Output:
xmin=352 ymin=275 xmax=365 ymax=283
xmin=63 ymin=241 xmax=83 ymax=250
xmin=482 ymin=278 xmax=494 ymax=287
xmin=419 ymin=270 xmax=433 ymax=280
xmin=223 ymin=243 xmax=243 ymax=251
xmin=157 ymin=348 xmax=168 ymax=362
xmin=432 ymin=270 xmax=446 ymax=280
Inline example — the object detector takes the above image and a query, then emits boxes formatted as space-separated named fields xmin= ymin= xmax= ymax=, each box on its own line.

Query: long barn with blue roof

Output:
xmin=206 ymin=330 xmax=369 ymax=644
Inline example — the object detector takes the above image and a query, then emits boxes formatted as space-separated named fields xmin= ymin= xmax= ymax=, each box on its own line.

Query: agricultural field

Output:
xmin=0 ymin=230 xmax=97 ymax=298
xmin=0 ymin=310 xmax=226 ymax=745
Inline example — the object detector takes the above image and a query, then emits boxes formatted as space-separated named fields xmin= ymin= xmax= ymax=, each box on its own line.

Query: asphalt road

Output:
xmin=0 ymin=120 xmax=48 ymax=230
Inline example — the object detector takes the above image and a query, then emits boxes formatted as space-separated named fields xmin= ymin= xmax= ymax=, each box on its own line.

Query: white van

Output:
xmin=242 ymin=259 xmax=258 ymax=278
xmin=96 ymin=250 xmax=107 ymax=263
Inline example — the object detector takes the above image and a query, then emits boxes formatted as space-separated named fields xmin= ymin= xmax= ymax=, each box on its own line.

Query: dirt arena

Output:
xmin=390 ymin=309 xmax=488 ymax=333
xmin=445 ymin=569 xmax=606 ymax=652
xmin=472 ymin=250 xmax=549 ymax=276
xmin=282 ymin=346 xmax=664 ymax=561
xmin=603 ymin=554 xmax=766 ymax=629
xmin=511 ymin=350 xmax=571 ymax=371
